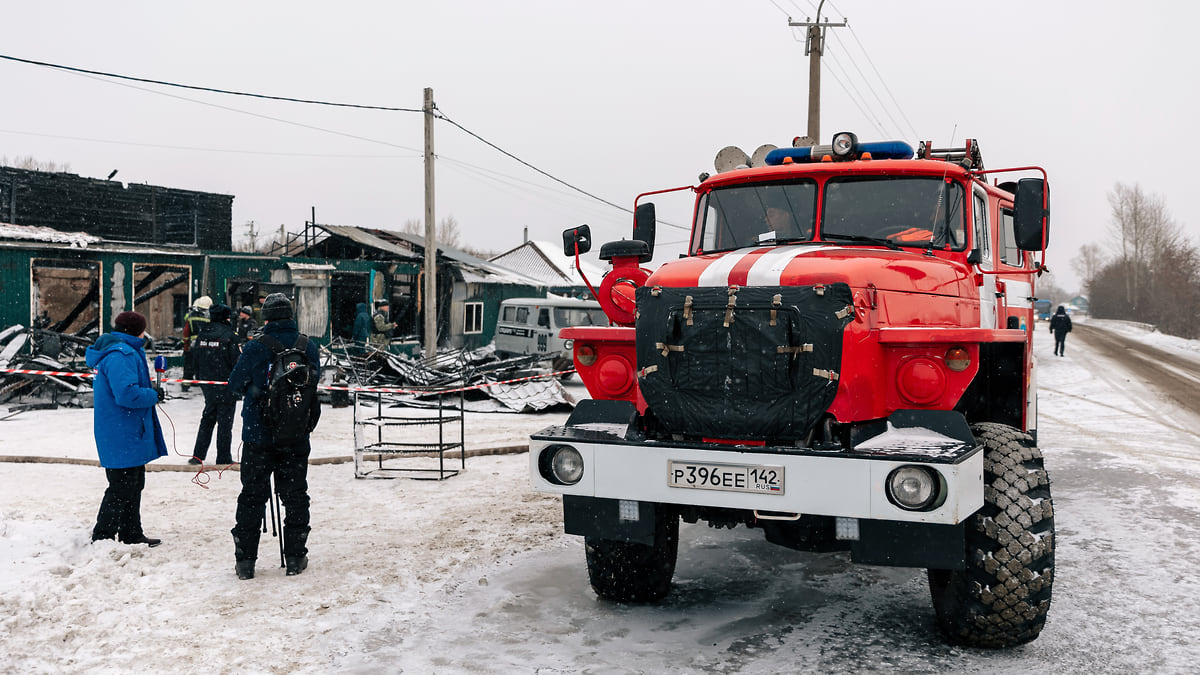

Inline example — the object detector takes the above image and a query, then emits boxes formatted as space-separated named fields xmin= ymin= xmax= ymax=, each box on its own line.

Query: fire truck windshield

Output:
xmin=694 ymin=180 xmax=817 ymax=253
xmin=822 ymin=176 xmax=966 ymax=249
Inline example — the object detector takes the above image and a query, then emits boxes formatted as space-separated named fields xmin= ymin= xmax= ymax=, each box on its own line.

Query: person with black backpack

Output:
xmin=226 ymin=293 xmax=321 ymax=580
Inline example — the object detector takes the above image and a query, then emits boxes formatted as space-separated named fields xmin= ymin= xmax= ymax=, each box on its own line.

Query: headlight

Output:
xmin=886 ymin=465 xmax=940 ymax=511
xmin=540 ymin=445 xmax=584 ymax=485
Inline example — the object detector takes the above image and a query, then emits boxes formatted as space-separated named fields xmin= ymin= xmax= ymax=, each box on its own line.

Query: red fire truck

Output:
xmin=529 ymin=132 xmax=1053 ymax=648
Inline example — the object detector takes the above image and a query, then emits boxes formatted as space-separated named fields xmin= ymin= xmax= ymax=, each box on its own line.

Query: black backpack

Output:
xmin=257 ymin=334 xmax=321 ymax=445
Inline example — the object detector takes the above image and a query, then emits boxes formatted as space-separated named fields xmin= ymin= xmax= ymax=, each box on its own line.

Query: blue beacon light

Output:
xmin=765 ymin=140 xmax=914 ymax=165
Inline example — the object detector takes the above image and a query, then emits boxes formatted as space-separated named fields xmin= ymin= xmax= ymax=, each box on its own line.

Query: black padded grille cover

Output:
xmin=635 ymin=283 xmax=854 ymax=441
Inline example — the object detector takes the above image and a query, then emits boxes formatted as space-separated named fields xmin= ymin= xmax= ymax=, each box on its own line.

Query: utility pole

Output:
xmin=423 ymin=87 xmax=438 ymax=357
xmin=788 ymin=0 xmax=846 ymax=143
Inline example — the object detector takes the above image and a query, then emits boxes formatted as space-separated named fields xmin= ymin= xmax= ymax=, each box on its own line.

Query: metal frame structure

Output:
xmin=353 ymin=390 xmax=465 ymax=480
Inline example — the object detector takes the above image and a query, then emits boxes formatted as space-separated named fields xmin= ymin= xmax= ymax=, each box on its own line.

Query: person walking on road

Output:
xmin=1049 ymin=305 xmax=1073 ymax=356
xmin=85 ymin=311 xmax=167 ymax=547
xmin=227 ymin=293 xmax=322 ymax=580
xmin=190 ymin=304 xmax=241 ymax=465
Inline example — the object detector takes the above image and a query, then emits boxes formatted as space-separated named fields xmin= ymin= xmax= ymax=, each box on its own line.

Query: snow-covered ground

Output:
xmin=3 ymin=321 xmax=1200 ymax=673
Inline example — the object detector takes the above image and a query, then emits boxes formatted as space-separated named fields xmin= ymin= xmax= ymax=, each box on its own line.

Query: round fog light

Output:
xmin=549 ymin=446 xmax=584 ymax=485
xmin=886 ymin=465 xmax=938 ymax=510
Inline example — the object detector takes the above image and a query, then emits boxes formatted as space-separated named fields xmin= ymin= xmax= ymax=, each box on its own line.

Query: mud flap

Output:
xmin=564 ymin=496 xmax=662 ymax=546
xmin=851 ymin=520 xmax=966 ymax=569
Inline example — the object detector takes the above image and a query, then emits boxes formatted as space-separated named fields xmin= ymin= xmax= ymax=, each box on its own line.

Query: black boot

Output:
xmin=236 ymin=559 xmax=256 ymax=580
xmin=285 ymin=555 xmax=308 ymax=576
xmin=119 ymin=534 xmax=162 ymax=547
xmin=233 ymin=532 xmax=258 ymax=580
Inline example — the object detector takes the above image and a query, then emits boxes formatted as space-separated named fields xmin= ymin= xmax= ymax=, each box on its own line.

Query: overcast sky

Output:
xmin=2 ymin=1 xmax=1196 ymax=291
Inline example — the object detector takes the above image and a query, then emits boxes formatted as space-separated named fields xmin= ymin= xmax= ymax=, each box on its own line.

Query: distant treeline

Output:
xmin=1076 ymin=182 xmax=1200 ymax=339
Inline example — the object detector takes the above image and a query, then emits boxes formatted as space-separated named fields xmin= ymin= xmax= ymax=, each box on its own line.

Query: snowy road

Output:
xmin=3 ymin=320 xmax=1200 ymax=673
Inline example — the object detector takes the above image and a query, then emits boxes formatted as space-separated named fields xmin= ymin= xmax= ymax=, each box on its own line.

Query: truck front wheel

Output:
xmin=585 ymin=509 xmax=679 ymax=602
xmin=928 ymin=422 xmax=1055 ymax=648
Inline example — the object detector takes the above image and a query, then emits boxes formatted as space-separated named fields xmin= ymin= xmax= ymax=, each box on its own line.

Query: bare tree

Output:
xmin=1093 ymin=182 xmax=1199 ymax=337
xmin=1 ymin=155 xmax=72 ymax=172
xmin=403 ymin=215 xmax=462 ymax=249
xmin=1071 ymin=243 xmax=1106 ymax=292
xmin=1107 ymin=182 xmax=1179 ymax=307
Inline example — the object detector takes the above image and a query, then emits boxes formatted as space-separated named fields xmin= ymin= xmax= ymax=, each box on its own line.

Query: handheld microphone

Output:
xmin=154 ymin=355 xmax=167 ymax=392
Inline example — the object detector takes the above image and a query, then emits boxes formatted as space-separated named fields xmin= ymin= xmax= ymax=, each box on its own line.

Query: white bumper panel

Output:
xmin=530 ymin=439 xmax=983 ymax=525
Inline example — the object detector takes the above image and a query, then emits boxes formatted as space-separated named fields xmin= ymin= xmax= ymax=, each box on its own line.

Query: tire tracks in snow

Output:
xmin=1040 ymin=321 xmax=1200 ymax=466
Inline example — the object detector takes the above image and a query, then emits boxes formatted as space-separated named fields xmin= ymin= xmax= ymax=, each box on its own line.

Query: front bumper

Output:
xmin=529 ymin=402 xmax=984 ymax=526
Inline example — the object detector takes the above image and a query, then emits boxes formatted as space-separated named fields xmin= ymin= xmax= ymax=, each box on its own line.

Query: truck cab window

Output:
xmin=973 ymin=190 xmax=990 ymax=260
xmin=822 ymin=177 xmax=965 ymax=248
xmin=695 ymin=181 xmax=816 ymax=253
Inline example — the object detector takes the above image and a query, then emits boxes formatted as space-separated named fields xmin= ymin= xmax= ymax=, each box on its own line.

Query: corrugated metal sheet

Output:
xmin=490 ymin=240 xmax=605 ymax=287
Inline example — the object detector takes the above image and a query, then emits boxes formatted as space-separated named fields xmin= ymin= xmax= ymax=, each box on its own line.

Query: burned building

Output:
xmin=0 ymin=166 xmax=233 ymax=250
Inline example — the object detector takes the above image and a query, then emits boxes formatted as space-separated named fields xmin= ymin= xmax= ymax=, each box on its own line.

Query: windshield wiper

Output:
xmin=822 ymin=232 xmax=901 ymax=251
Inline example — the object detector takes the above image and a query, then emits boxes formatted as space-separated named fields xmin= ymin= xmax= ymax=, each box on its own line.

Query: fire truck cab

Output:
xmin=529 ymin=132 xmax=1054 ymax=648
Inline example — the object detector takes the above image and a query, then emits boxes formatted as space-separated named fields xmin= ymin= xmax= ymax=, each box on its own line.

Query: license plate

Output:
xmin=668 ymin=460 xmax=784 ymax=495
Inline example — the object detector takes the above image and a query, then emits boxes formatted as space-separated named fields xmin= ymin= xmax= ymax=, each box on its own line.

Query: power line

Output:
xmin=826 ymin=31 xmax=905 ymax=138
xmin=843 ymin=24 xmax=920 ymax=140
xmin=822 ymin=47 xmax=890 ymax=137
xmin=0 ymin=128 xmax=418 ymax=159
xmin=435 ymin=110 xmax=633 ymax=216
xmin=0 ymin=53 xmax=421 ymax=112
xmin=2 ymin=51 xmax=673 ymax=228
xmin=71 ymin=70 xmax=425 ymax=153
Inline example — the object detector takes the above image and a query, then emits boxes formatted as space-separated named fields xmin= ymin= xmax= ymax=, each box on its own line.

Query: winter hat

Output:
xmin=113 ymin=311 xmax=147 ymax=336
xmin=193 ymin=295 xmax=213 ymax=310
xmin=238 ymin=306 xmax=253 ymax=317
xmin=209 ymin=304 xmax=232 ymax=324
xmin=375 ymin=299 xmax=390 ymax=309
xmin=261 ymin=293 xmax=293 ymax=321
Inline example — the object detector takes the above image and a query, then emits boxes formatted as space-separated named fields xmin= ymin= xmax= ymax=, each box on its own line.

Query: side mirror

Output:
xmin=1013 ymin=178 xmax=1049 ymax=250
xmin=562 ymin=225 xmax=592 ymax=257
xmin=967 ymin=249 xmax=983 ymax=265
xmin=633 ymin=202 xmax=657 ymax=259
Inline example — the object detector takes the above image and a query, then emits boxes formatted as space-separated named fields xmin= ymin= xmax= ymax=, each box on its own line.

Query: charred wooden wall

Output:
xmin=0 ymin=167 xmax=233 ymax=249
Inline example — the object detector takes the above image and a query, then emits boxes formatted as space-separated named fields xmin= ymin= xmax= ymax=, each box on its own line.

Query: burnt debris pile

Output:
xmin=323 ymin=339 xmax=575 ymax=413
xmin=0 ymin=323 xmax=96 ymax=408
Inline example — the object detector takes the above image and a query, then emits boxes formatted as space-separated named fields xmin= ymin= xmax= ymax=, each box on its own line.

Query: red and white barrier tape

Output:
xmin=0 ymin=367 xmax=575 ymax=396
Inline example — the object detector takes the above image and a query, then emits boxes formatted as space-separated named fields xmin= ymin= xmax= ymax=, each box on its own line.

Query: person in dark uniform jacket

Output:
xmin=235 ymin=306 xmax=257 ymax=343
xmin=190 ymin=304 xmax=241 ymax=465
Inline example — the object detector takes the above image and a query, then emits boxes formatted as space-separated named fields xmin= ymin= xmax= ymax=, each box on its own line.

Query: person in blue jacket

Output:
xmin=226 ymin=293 xmax=321 ymax=580
xmin=84 ymin=311 xmax=168 ymax=547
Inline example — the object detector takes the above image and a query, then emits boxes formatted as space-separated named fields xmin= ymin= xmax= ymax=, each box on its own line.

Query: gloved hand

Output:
xmin=156 ymin=388 xmax=166 ymax=403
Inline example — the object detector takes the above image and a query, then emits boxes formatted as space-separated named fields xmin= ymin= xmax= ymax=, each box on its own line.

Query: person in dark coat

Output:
xmin=1049 ymin=305 xmax=1073 ymax=356
xmin=226 ymin=293 xmax=321 ymax=580
xmin=235 ymin=305 xmax=258 ymax=343
xmin=351 ymin=302 xmax=371 ymax=344
xmin=84 ymin=311 xmax=168 ymax=547
xmin=190 ymin=304 xmax=241 ymax=465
